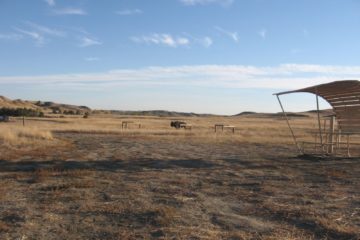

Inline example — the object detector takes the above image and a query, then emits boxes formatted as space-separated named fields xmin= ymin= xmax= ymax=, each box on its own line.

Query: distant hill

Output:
xmin=0 ymin=95 xmax=333 ymax=118
xmin=96 ymin=110 xmax=217 ymax=117
xmin=234 ymin=111 xmax=257 ymax=116
xmin=234 ymin=111 xmax=310 ymax=118
xmin=0 ymin=96 xmax=41 ymax=109
xmin=306 ymin=109 xmax=335 ymax=116
xmin=0 ymin=96 xmax=90 ymax=114
xmin=234 ymin=109 xmax=335 ymax=118
xmin=32 ymin=101 xmax=91 ymax=113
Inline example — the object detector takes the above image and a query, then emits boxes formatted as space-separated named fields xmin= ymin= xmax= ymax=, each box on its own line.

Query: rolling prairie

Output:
xmin=0 ymin=113 xmax=359 ymax=240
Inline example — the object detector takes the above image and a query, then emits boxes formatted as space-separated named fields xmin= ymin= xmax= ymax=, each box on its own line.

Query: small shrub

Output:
xmin=0 ymin=107 xmax=44 ymax=117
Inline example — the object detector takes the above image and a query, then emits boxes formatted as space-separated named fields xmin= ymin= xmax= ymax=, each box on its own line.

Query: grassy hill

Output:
xmin=0 ymin=96 xmax=40 ymax=109
xmin=0 ymin=96 xmax=90 ymax=115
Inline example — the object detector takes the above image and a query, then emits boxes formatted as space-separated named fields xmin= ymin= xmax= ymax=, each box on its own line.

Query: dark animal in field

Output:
xmin=170 ymin=121 xmax=187 ymax=129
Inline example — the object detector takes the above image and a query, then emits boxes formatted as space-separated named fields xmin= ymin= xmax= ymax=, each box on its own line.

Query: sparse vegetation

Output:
xmin=0 ymin=125 xmax=53 ymax=146
xmin=0 ymin=113 xmax=358 ymax=239
xmin=0 ymin=107 xmax=44 ymax=117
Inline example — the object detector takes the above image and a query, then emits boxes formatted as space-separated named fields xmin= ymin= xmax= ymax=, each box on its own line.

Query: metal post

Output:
xmin=276 ymin=95 xmax=303 ymax=154
xmin=338 ymin=129 xmax=342 ymax=150
xmin=316 ymin=93 xmax=324 ymax=154
xmin=328 ymin=116 xmax=335 ymax=154
xmin=347 ymin=134 xmax=350 ymax=157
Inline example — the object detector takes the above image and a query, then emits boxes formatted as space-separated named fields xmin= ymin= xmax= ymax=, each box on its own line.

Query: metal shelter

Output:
xmin=274 ymin=80 xmax=360 ymax=157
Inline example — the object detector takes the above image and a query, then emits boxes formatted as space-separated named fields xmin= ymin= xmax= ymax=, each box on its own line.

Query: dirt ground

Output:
xmin=0 ymin=126 xmax=359 ymax=240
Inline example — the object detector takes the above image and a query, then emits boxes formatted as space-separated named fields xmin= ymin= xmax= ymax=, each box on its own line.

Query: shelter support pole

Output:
xmin=347 ymin=134 xmax=350 ymax=157
xmin=328 ymin=116 xmax=335 ymax=154
xmin=316 ymin=93 xmax=324 ymax=154
xmin=276 ymin=95 xmax=303 ymax=154
xmin=338 ymin=130 xmax=342 ymax=150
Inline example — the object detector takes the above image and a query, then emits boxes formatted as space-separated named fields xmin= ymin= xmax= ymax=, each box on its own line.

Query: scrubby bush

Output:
xmin=63 ymin=110 xmax=75 ymax=115
xmin=51 ymin=107 xmax=61 ymax=114
xmin=0 ymin=107 xmax=45 ymax=117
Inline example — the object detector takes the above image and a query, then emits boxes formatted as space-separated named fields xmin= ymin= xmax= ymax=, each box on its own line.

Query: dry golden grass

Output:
xmin=3 ymin=112 xmax=355 ymax=162
xmin=0 ymin=125 xmax=53 ymax=146
xmin=0 ymin=113 xmax=320 ymax=147
xmin=0 ymin=113 xmax=358 ymax=239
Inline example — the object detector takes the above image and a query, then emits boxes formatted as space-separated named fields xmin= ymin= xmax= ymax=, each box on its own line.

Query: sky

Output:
xmin=1 ymin=0 xmax=360 ymax=114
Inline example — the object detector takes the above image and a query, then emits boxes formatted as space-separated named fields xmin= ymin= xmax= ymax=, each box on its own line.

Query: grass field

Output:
xmin=0 ymin=113 xmax=359 ymax=239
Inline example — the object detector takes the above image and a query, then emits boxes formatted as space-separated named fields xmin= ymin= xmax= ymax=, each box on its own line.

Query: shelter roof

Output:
xmin=275 ymin=80 xmax=360 ymax=132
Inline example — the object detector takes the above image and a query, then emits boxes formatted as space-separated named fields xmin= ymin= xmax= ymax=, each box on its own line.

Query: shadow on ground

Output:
xmin=0 ymin=158 xmax=218 ymax=173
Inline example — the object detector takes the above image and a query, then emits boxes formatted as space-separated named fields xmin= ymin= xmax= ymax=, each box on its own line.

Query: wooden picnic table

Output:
xmin=214 ymin=124 xmax=235 ymax=133
xmin=121 ymin=121 xmax=141 ymax=129
xmin=179 ymin=123 xmax=192 ymax=130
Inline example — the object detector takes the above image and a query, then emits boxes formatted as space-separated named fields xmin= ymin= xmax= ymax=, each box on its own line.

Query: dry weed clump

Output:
xmin=32 ymin=168 xmax=93 ymax=181
xmin=0 ymin=186 xmax=5 ymax=201
xmin=259 ymin=200 xmax=359 ymax=239
xmin=153 ymin=206 xmax=178 ymax=227
xmin=31 ymin=168 xmax=53 ymax=183
xmin=262 ymin=228 xmax=316 ymax=240
xmin=219 ymin=228 xmax=316 ymax=240
xmin=0 ymin=125 xmax=53 ymax=146
xmin=0 ymin=222 xmax=10 ymax=233
xmin=313 ymin=216 xmax=359 ymax=237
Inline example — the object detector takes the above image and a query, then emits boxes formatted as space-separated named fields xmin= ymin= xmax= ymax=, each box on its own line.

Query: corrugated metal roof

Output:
xmin=275 ymin=80 xmax=360 ymax=133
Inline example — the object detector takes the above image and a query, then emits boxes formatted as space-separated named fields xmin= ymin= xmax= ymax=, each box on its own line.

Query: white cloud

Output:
xmin=25 ymin=21 xmax=66 ymax=37
xmin=53 ymin=8 xmax=87 ymax=15
xmin=258 ymin=29 xmax=267 ymax=39
xmin=0 ymin=33 xmax=23 ymax=41
xmin=200 ymin=37 xmax=213 ymax=47
xmin=0 ymin=64 xmax=359 ymax=90
xmin=44 ymin=0 xmax=55 ymax=7
xmin=79 ymin=37 xmax=102 ymax=47
xmin=84 ymin=57 xmax=100 ymax=61
xmin=131 ymin=34 xmax=190 ymax=48
xmin=115 ymin=9 xmax=143 ymax=15
xmin=180 ymin=0 xmax=234 ymax=6
xmin=215 ymin=26 xmax=239 ymax=42
xmin=182 ymin=33 xmax=213 ymax=48
xmin=14 ymin=28 xmax=45 ymax=46
xmin=13 ymin=22 xmax=65 ymax=46
xmin=177 ymin=37 xmax=190 ymax=45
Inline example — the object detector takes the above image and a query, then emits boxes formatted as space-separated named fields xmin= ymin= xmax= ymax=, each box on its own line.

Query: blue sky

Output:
xmin=1 ymin=0 xmax=360 ymax=114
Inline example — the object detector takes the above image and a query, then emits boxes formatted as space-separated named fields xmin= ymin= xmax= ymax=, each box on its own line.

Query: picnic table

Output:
xmin=121 ymin=121 xmax=141 ymax=129
xmin=179 ymin=123 xmax=192 ymax=130
xmin=214 ymin=124 xmax=235 ymax=133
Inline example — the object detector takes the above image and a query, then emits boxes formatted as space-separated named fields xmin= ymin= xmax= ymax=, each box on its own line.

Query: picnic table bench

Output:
xmin=179 ymin=123 xmax=192 ymax=130
xmin=214 ymin=124 xmax=236 ymax=133
xmin=121 ymin=121 xmax=141 ymax=129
